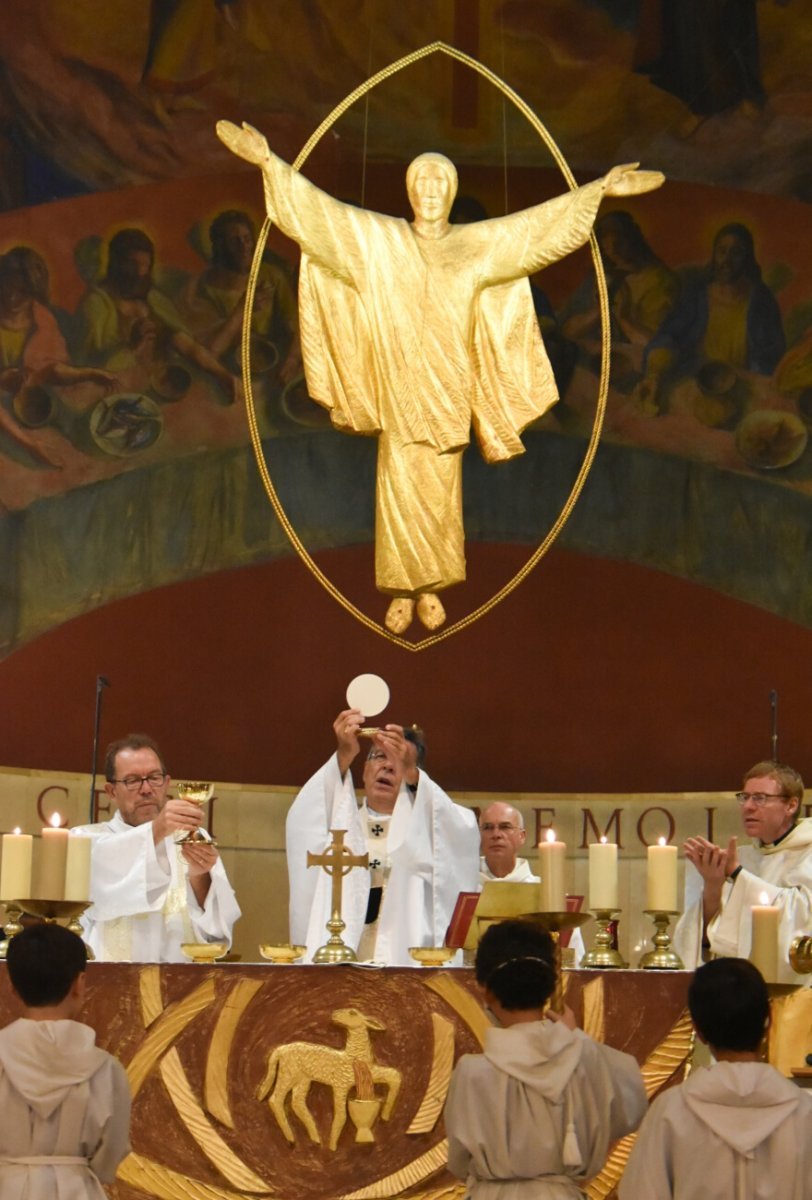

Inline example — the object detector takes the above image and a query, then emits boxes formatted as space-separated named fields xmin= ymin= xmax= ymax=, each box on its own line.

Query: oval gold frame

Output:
xmin=241 ymin=40 xmax=610 ymax=652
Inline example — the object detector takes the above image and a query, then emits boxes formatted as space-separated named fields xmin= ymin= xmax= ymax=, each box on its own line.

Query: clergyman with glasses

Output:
xmin=673 ymin=761 xmax=812 ymax=984
xmin=286 ymin=712 xmax=479 ymax=965
xmin=72 ymin=734 xmax=240 ymax=962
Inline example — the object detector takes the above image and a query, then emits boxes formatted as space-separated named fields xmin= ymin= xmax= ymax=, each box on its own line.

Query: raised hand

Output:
xmin=604 ymin=163 xmax=666 ymax=197
xmin=216 ymin=120 xmax=271 ymax=167
xmin=334 ymin=708 xmax=364 ymax=775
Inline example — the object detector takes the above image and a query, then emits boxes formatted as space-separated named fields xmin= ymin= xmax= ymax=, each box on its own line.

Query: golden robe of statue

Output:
xmin=217 ymin=121 xmax=663 ymax=633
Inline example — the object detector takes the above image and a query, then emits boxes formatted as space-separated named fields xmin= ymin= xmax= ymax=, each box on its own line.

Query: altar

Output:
xmin=0 ymin=962 xmax=693 ymax=1200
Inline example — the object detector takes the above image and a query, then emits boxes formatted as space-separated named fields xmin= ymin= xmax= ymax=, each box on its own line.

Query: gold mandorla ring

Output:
xmin=241 ymin=40 xmax=611 ymax=652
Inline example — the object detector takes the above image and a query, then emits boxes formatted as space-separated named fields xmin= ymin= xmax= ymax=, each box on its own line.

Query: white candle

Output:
xmin=589 ymin=837 xmax=618 ymax=910
xmin=36 ymin=814 xmax=69 ymax=900
xmin=538 ymin=828 xmax=567 ymax=911
xmin=750 ymin=892 xmax=779 ymax=982
xmin=0 ymin=829 xmax=33 ymax=902
xmin=647 ymin=837 xmax=678 ymax=911
xmin=64 ymin=835 xmax=92 ymax=902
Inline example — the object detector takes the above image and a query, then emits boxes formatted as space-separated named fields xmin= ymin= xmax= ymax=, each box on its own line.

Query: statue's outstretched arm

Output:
xmin=216 ymin=120 xmax=358 ymax=281
xmin=216 ymin=120 xmax=272 ymax=168
xmin=473 ymin=163 xmax=665 ymax=286
xmin=602 ymin=162 xmax=665 ymax=197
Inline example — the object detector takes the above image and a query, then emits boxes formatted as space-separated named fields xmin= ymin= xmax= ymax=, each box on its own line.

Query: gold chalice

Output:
xmin=175 ymin=781 xmax=214 ymax=843
xmin=259 ymin=943 xmax=307 ymax=964
xmin=180 ymin=941 xmax=228 ymax=962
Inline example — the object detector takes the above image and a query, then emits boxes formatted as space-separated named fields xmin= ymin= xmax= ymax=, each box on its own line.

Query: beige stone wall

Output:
xmin=3 ymin=766 xmax=810 ymax=964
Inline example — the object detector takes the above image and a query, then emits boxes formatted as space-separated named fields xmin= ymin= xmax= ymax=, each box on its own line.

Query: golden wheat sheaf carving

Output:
xmin=120 ymin=968 xmax=274 ymax=1197
xmin=407 ymin=1013 xmax=455 ymax=1135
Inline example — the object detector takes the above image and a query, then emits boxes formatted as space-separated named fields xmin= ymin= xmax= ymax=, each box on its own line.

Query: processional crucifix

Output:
xmin=307 ymin=829 xmax=369 ymax=963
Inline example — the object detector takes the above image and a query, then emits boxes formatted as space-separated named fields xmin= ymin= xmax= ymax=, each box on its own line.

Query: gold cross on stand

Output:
xmin=307 ymin=829 xmax=369 ymax=963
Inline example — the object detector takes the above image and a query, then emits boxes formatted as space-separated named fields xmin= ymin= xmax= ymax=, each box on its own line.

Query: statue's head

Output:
xmin=406 ymin=153 xmax=458 ymax=224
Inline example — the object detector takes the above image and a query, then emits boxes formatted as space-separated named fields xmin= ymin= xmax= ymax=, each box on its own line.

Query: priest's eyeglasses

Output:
xmin=113 ymin=771 xmax=167 ymax=791
xmin=734 ymin=791 xmax=788 ymax=806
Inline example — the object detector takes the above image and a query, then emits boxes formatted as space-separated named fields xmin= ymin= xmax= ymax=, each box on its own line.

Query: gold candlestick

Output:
xmin=15 ymin=899 xmax=95 ymax=960
xmin=0 ymin=903 xmax=23 ymax=960
xmin=638 ymin=910 xmax=684 ymax=970
xmin=789 ymin=934 xmax=812 ymax=974
xmin=307 ymin=830 xmax=369 ymax=964
xmin=580 ymin=910 xmax=627 ymax=969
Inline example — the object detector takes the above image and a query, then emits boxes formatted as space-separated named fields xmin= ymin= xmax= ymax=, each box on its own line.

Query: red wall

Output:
xmin=1 ymin=542 xmax=811 ymax=794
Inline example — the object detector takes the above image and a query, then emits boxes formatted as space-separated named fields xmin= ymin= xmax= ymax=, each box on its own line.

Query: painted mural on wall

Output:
xmin=2 ymin=0 xmax=812 ymax=654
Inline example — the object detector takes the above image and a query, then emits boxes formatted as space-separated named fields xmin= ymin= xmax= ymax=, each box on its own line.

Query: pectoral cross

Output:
xmin=307 ymin=829 xmax=369 ymax=963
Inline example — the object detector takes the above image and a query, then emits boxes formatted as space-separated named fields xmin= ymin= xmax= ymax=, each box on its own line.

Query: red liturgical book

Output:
xmin=445 ymin=891 xmax=480 ymax=947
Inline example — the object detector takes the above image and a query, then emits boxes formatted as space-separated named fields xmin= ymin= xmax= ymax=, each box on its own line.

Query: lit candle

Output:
xmin=589 ymin=837 xmax=618 ymax=910
xmin=36 ymin=813 xmax=69 ymax=900
xmin=750 ymin=892 xmax=780 ymax=982
xmin=0 ymin=829 xmax=33 ymax=902
xmin=647 ymin=837 xmax=678 ymax=911
xmin=538 ymin=828 xmax=567 ymax=911
xmin=64 ymin=835 xmax=92 ymax=902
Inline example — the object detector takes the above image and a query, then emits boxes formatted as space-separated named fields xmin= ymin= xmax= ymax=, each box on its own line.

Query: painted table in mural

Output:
xmin=0 ymin=963 xmax=699 ymax=1200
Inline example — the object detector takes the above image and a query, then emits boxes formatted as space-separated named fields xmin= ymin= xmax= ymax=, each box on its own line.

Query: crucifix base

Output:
xmin=312 ymin=914 xmax=358 ymax=964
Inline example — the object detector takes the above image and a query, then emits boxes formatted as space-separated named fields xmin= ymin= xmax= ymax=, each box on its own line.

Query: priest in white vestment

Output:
xmin=478 ymin=801 xmax=585 ymax=962
xmin=0 ymin=923 xmax=131 ymax=1200
xmin=673 ymin=761 xmax=812 ymax=985
xmin=619 ymin=957 xmax=812 ymax=1200
xmin=74 ymin=734 xmax=240 ymax=963
xmin=287 ymin=710 xmax=480 ymax=965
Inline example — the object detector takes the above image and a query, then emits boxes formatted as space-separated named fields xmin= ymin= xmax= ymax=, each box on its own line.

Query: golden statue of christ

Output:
xmin=217 ymin=120 xmax=663 ymax=634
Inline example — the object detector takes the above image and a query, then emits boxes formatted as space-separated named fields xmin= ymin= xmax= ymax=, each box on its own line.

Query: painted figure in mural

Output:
xmin=673 ymin=759 xmax=812 ymax=986
xmin=635 ymin=0 xmax=766 ymax=135
xmin=636 ymin=222 xmax=785 ymax=413
xmin=180 ymin=208 xmax=300 ymax=382
xmin=217 ymin=119 xmax=664 ymax=633
xmin=563 ymin=210 xmax=679 ymax=349
xmin=0 ymin=245 xmax=117 ymax=466
xmin=0 ymin=246 xmax=115 ymax=395
xmin=75 ymin=228 xmax=241 ymax=404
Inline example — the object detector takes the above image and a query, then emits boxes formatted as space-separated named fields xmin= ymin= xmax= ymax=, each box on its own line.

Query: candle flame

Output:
xmin=600 ymin=835 xmax=607 ymax=844
xmin=759 ymin=892 xmax=770 ymax=905
xmin=546 ymin=828 xmax=556 ymax=843
xmin=13 ymin=827 xmax=21 ymax=835
xmin=50 ymin=813 xmax=61 ymax=828
xmin=658 ymin=836 xmax=666 ymax=847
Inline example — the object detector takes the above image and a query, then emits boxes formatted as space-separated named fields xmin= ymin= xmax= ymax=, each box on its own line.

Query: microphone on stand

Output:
xmin=770 ymin=689 xmax=778 ymax=763
xmin=89 ymin=675 xmax=111 ymax=822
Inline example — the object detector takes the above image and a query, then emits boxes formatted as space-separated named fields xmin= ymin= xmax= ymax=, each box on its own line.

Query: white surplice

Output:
xmin=445 ymin=1019 xmax=647 ymax=1199
xmin=673 ymin=817 xmax=812 ymax=984
xmin=286 ymin=754 xmax=480 ymax=965
xmin=0 ymin=1018 xmax=131 ymax=1200
xmin=618 ymin=1060 xmax=812 ymax=1200
xmin=479 ymin=856 xmax=539 ymax=884
xmin=72 ymin=813 xmax=240 ymax=962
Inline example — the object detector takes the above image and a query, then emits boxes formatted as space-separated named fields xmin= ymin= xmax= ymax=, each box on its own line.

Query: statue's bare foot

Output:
xmin=416 ymin=593 xmax=446 ymax=630
xmin=385 ymin=597 xmax=415 ymax=634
